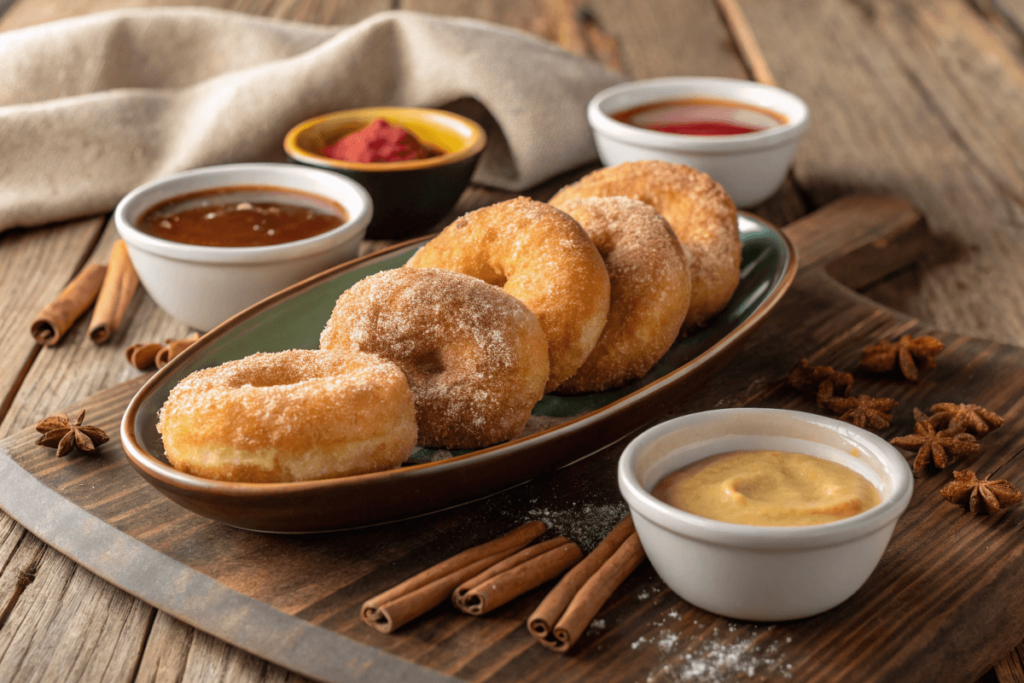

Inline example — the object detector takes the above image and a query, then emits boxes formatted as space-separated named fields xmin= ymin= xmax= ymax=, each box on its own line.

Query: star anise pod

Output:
xmin=927 ymin=403 xmax=1004 ymax=438
xmin=890 ymin=409 xmax=980 ymax=477
xmin=817 ymin=382 xmax=898 ymax=430
xmin=34 ymin=409 xmax=109 ymax=458
xmin=860 ymin=334 xmax=945 ymax=382
xmin=786 ymin=358 xmax=854 ymax=397
xmin=941 ymin=470 xmax=1021 ymax=514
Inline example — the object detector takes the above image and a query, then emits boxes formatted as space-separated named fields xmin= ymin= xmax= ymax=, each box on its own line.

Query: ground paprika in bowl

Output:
xmin=284 ymin=107 xmax=486 ymax=239
xmin=321 ymin=119 xmax=442 ymax=163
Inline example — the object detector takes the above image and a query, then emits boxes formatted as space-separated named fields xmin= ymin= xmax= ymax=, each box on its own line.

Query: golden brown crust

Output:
xmin=550 ymin=161 xmax=740 ymax=331
xmin=157 ymin=350 xmax=417 ymax=483
xmin=556 ymin=197 xmax=691 ymax=393
xmin=320 ymin=268 xmax=549 ymax=449
xmin=405 ymin=197 xmax=610 ymax=392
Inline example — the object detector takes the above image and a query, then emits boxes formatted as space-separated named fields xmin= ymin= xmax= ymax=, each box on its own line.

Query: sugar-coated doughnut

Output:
xmin=556 ymin=197 xmax=692 ymax=393
xmin=158 ymin=350 xmax=417 ymax=483
xmin=320 ymin=268 xmax=549 ymax=449
xmin=550 ymin=161 xmax=740 ymax=331
xmin=405 ymin=197 xmax=610 ymax=392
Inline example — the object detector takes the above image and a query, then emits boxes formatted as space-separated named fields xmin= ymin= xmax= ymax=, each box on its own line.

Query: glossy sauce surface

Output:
xmin=613 ymin=97 xmax=787 ymax=136
xmin=139 ymin=186 xmax=347 ymax=248
xmin=652 ymin=450 xmax=881 ymax=526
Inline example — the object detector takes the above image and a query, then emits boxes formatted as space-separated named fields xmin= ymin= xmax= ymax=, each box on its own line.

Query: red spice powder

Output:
xmin=321 ymin=118 xmax=441 ymax=163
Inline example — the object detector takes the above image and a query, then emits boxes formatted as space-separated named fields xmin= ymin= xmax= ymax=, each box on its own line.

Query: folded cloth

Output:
xmin=0 ymin=7 xmax=623 ymax=232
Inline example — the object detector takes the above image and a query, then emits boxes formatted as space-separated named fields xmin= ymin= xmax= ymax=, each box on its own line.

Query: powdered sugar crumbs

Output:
xmin=632 ymin=619 xmax=794 ymax=682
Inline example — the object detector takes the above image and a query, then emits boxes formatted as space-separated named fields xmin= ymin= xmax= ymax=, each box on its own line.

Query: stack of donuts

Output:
xmin=158 ymin=161 xmax=742 ymax=483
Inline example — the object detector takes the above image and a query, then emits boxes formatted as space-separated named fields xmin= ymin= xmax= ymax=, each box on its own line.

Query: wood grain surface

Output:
xmin=736 ymin=0 xmax=1024 ymax=347
xmin=1 ymin=0 xmax=1023 ymax=680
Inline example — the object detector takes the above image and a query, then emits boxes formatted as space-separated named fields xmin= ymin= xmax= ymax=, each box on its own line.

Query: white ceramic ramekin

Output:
xmin=588 ymin=77 xmax=809 ymax=207
xmin=618 ymin=408 xmax=912 ymax=621
xmin=115 ymin=163 xmax=372 ymax=331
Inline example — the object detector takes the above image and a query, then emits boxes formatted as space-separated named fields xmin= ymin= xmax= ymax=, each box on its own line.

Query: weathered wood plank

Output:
xmin=780 ymin=194 xmax=925 ymax=272
xmin=738 ymin=0 xmax=1024 ymax=348
xmin=0 ymin=535 xmax=154 ymax=682
xmin=586 ymin=0 xmax=747 ymax=79
xmin=134 ymin=612 xmax=194 ymax=683
xmin=135 ymin=613 xmax=311 ymax=683
xmin=401 ymin=0 xmax=623 ymax=71
xmin=0 ymin=516 xmax=38 ymax=633
xmin=181 ymin=629 xmax=309 ymax=683
xmin=0 ymin=219 xmax=104 ymax=424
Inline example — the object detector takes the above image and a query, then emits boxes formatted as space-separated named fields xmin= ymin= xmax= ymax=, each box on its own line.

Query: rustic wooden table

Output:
xmin=2 ymin=0 xmax=1024 ymax=681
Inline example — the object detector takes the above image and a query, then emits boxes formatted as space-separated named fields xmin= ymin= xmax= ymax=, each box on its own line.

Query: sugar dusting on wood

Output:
xmin=586 ymin=618 xmax=606 ymax=637
xmin=525 ymin=500 xmax=630 ymax=552
xmin=632 ymin=616 xmax=794 ymax=682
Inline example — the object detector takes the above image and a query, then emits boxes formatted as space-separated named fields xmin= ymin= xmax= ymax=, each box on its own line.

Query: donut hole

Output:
xmin=242 ymin=376 xmax=305 ymax=388
xmin=412 ymin=349 xmax=446 ymax=376
xmin=465 ymin=262 xmax=507 ymax=289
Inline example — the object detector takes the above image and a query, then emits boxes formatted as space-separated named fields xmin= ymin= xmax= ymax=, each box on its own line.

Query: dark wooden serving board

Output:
xmin=1 ymin=195 xmax=1022 ymax=683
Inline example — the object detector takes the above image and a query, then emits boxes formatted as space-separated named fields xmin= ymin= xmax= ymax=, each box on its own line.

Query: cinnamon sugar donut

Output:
xmin=550 ymin=161 xmax=740 ymax=331
xmin=556 ymin=197 xmax=691 ymax=393
xmin=405 ymin=197 xmax=610 ymax=392
xmin=158 ymin=350 xmax=417 ymax=483
xmin=320 ymin=268 xmax=549 ymax=449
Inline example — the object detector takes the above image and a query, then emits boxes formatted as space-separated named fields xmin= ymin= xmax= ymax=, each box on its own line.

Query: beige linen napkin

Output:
xmin=0 ymin=7 xmax=622 ymax=231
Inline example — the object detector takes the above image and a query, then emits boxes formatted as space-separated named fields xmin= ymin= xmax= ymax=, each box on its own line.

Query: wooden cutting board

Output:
xmin=1 ymin=195 xmax=1020 ymax=683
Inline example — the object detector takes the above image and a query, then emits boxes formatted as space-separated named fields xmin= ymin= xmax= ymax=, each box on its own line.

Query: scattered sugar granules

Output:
xmin=636 ymin=625 xmax=792 ymax=682
xmin=524 ymin=501 xmax=629 ymax=551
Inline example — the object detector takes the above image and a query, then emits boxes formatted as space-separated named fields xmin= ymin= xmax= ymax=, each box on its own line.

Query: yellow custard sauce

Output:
xmin=651 ymin=450 xmax=881 ymax=526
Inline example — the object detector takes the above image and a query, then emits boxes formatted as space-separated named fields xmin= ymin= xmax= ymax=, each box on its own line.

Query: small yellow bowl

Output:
xmin=284 ymin=107 xmax=487 ymax=238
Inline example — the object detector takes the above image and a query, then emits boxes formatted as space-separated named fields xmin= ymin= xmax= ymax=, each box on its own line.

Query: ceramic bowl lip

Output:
xmin=283 ymin=106 xmax=488 ymax=173
xmin=589 ymin=76 xmax=810 ymax=154
xmin=120 ymin=215 xmax=799 ymax=501
xmin=114 ymin=163 xmax=373 ymax=265
xmin=619 ymin=407 xmax=913 ymax=550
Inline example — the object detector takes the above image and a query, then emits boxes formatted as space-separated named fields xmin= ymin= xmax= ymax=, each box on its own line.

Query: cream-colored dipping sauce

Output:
xmin=651 ymin=450 xmax=881 ymax=526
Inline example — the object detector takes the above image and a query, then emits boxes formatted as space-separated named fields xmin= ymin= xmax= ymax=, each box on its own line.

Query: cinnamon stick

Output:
xmin=544 ymin=533 xmax=645 ymax=653
xmin=30 ymin=264 xmax=107 ymax=346
xmin=127 ymin=343 xmax=164 ymax=370
xmin=88 ymin=240 xmax=139 ymax=345
xmin=528 ymin=515 xmax=635 ymax=639
xmin=362 ymin=520 xmax=547 ymax=634
xmin=453 ymin=536 xmax=583 ymax=616
xmin=154 ymin=332 xmax=200 ymax=369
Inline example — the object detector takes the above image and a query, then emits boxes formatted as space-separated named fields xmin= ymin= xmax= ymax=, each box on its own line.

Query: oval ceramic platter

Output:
xmin=122 ymin=214 xmax=797 ymax=532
